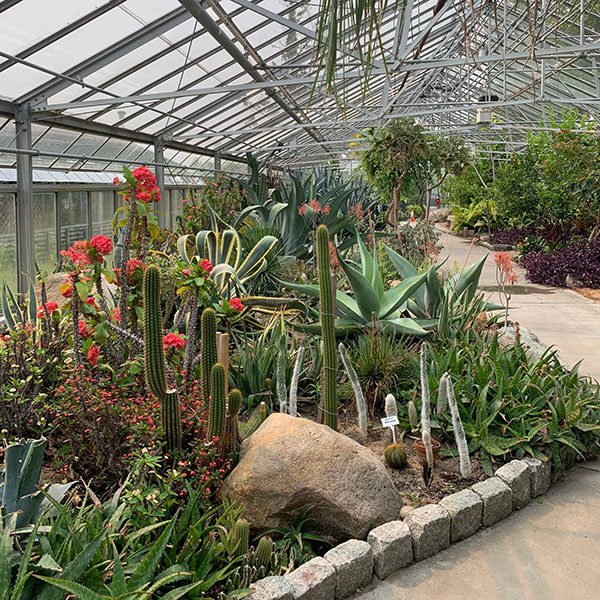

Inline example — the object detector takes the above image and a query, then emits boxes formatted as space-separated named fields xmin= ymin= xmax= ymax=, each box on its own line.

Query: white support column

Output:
xmin=154 ymin=137 xmax=167 ymax=228
xmin=15 ymin=105 xmax=35 ymax=294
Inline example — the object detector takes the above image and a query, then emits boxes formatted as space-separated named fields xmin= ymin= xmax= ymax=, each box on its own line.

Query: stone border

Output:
xmin=247 ymin=458 xmax=551 ymax=599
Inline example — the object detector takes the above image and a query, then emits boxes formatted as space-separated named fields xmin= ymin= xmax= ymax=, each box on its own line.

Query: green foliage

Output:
xmin=178 ymin=206 xmax=278 ymax=301
xmin=0 ymin=438 xmax=73 ymax=528
xmin=1 ymin=281 xmax=38 ymax=332
xmin=316 ymin=225 xmax=338 ymax=430
xmin=285 ymin=232 xmax=431 ymax=336
xmin=350 ymin=331 xmax=416 ymax=412
xmin=208 ymin=363 xmax=227 ymax=442
xmin=411 ymin=331 xmax=600 ymax=475
xmin=201 ymin=308 xmax=218 ymax=404
xmin=143 ymin=265 xmax=181 ymax=452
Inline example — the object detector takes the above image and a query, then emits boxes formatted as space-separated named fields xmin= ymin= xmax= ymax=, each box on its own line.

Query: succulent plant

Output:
xmin=288 ymin=344 xmax=306 ymax=418
xmin=443 ymin=372 xmax=471 ymax=478
xmin=232 ymin=518 xmax=250 ymax=558
xmin=384 ymin=442 xmax=407 ymax=469
xmin=339 ymin=342 xmax=367 ymax=435
xmin=201 ymin=308 xmax=218 ymax=404
xmin=208 ymin=363 xmax=227 ymax=442
xmin=408 ymin=400 xmax=418 ymax=430
xmin=316 ymin=224 xmax=338 ymax=430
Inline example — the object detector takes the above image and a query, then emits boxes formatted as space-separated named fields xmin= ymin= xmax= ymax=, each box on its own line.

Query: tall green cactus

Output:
xmin=255 ymin=536 xmax=274 ymax=568
xmin=232 ymin=518 xmax=250 ymax=558
xmin=208 ymin=363 xmax=226 ymax=442
xmin=316 ymin=224 xmax=338 ymax=430
xmin=201 ymin=308 xmax=218 ymax=403
xmin=226 ymin=388 xmax=243 ymax=452
xmin=144 ymin=265 xmax=181 ymax=452
xmin=144 ymin=265 xmax=167 ymax=400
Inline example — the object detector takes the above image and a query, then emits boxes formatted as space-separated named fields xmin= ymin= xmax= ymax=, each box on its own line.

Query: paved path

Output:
xmin=354 ymin=229 xmax=600 ymax=600
xmin=436 ymin=227 xmax=600 ymax=381
xmin=353 ymin=461 xmax=600 ymax=600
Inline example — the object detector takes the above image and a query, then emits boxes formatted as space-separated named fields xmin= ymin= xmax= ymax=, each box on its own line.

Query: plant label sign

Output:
xmin=381 ymin=415 xmax=399 ymax=442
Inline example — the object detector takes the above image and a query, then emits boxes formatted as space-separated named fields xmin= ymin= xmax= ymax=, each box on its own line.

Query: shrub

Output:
xmin=489 ymin=226 xmax=536 ymax=246
xmin=521 ymin=242 xmax=600 ymax=288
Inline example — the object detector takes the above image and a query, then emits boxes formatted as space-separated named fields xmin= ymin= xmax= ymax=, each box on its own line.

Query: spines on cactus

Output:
xmin=384 ymin=442 xmax=407 ymax=469
xmin=408 ymin=400 xmax=418 ymax=430
xmin=384 ymin=393 xmax=398 ymax=442
xmin=143 ymin=265 xmax=181 ymax=452
xmin=339 ymin=342 xmax=367 ymax=435
xmin=232 ymin=518 xmax=250 ymax=558
xmin=208 ymin=363 xmax=226 ymax=443
xmin=255 ymin=536 xmax=274 ymax=568
xmin=443 ymin=372 xmax=471 ymax=478
xmin=226 ymin=388 xmax=243 ymax=452
xmin=316 ymin=224 xmax=338 ymax=430
xmin=201 ymin=308 xmax=218 ymax=403
xmin=163 ymin=390 xmax=182 ymax=452
xmin=436 ymin=373 xmax=448 ymax=416
xmin=276 ymin=338 xmax=288 ymax=413
xmin=420 ymin=342 xmax=433 ymax=486
xmin=143 ymin=265 xmax=166 ymax=400
xmin=288 ymin=344 xmax=306 ymax=418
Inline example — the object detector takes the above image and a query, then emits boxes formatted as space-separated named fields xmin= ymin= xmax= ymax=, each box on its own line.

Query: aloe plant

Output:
xmin=284 ymin=233 xmax=430 ymax=336
xmin=1 ymin=281 xmax=38 ymax=331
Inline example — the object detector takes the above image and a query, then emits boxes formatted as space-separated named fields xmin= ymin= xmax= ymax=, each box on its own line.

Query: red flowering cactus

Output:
xmin=90 ymin=235 xmax=113 ymax=257
xmin=229 ymin=297 xmax=244 ymax=313
xmin=87 ymin=343 xmax=100 ymax=366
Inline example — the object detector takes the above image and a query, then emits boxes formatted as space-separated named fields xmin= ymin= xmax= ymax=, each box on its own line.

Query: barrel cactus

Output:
xmin=384 ymin=442 xmax=407 ymax=469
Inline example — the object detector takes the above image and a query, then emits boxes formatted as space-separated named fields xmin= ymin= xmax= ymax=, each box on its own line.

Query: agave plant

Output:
xmin=236 ymin=153 xmax=373 ymax=259
xmin=177 ymin=206 xmax=278 ymax=301
xmin=1 ymin=281 xmax=37 ymax=331
xmin=384 ymin=247 xmax=502 ymax=329
xmin=283 ymin=234 xmax=431 ymax=336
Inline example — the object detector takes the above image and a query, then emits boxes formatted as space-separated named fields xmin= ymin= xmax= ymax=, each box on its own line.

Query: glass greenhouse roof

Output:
xmin=0 ymin=0 xmax=599 ymax=172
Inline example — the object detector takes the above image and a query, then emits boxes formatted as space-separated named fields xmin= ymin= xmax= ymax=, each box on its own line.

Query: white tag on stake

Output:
xmin=380 ymin=416 xmax=399 ymax=443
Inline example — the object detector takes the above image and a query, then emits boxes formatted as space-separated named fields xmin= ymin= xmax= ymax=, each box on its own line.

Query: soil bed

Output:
xmin=360 ymin=426 xmax=486 ymax=506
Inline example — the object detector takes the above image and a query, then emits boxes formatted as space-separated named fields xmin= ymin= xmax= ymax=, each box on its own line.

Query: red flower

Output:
xmin=90 ymin=235 xmax=113 ymax=256
xmin=309 ymin=199 xmax=321 ymax=213
xmin=78 ymin=319 xmax=91 ymax=338
xmin=60 ymin=240 xmax=91 ymax=268
xmin=113 ymin=176 xmax=121 ymax=185
xmin=321 ymin=205 xmax=330 ymax=215
xmin=163 ymin=332 xmax=185 ymax=350
xmin=229 ymin=297 xmax=245 ymax=313
xmin=199 ymin=259 xmax=213 ymax=275
xmin=298 ymin=203 xmax=307 ymax=216
xmin=37 ymin=302 xmax=59 ymax=318
xmin=132 ymin=166 xmax=157 ymax=190
xmin=61 ymin=282 xmax=73 ymax=298
xmin=126 ymin=258 xmax=146 ymax=276
xmin=85 ymin=297 xmax=98 ymax=311
xmin=181 ymin=268 xmax=191 ymax=277
xmin=87 ymin=344 xmax=100 ymax=366
xmin=110 ymin=308 xmax=120 ymax=323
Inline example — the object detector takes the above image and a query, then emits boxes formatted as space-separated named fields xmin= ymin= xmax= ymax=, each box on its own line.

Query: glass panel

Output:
xmin=33 ymin=192 xmax=57 ymax=277
xmin=91 ymin=191 xmax=115 ymax=237
xmin=170 ymin=189 xmax=184 ymax=225
xmin=0 ymin=193 xmax=17 ymax=290
xmin=59 ymin=191 xmax=88 ymax=251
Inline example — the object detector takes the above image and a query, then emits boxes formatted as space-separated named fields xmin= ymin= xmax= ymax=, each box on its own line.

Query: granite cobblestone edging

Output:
xmin=247 ymin=458 xmax=554 ymax=599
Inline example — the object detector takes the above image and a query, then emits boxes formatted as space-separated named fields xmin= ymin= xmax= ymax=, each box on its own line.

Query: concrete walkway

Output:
xmin=353 ymin=462 xmax=600 ymax=600
xmin=354 ymin=230 xmax=600 ymax=600
xmin=436 ymin=227 xmax=600 ymax=381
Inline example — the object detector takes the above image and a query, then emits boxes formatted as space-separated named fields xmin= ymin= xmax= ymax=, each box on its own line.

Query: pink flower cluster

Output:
xmin=229 ymin=297 xmax=244 ymax=313
xmin=298 ymin=199 xmax=330 ymax=216
xmin=494 ymin=251 xmax=518 ymax=285
xmin=163 ymin=332 xmax=185 ymax=350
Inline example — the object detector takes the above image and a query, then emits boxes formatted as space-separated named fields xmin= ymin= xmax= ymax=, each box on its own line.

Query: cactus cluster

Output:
xmin=316 ymin=224 xmax=338 ymax=430
xmin=144 ymin=265 xmax=181 ymax=452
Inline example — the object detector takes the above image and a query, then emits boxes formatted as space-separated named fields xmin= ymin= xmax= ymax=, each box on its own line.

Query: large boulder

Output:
xmin=221 ymin=413 xmax=402 ymax=542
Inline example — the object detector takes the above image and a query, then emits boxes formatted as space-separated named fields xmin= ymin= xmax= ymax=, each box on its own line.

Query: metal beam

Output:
xmin=176 ymin=0 xmax=330 ymax=154
xmin=154 ymin=138 xmax=167 ymax=228
xmin=14 ymin=105 xmax=35 ymax=294
xmin=18 ymin=7 xmax=192 ymax=105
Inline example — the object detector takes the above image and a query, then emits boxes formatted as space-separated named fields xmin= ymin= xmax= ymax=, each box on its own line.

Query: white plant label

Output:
xmin=381 ymin=416 xmax=399 ymax=443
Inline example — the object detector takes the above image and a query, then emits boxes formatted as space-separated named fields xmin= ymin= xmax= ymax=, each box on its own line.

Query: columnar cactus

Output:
xmin=339 ymin=342 xmax=367 ymax=435
xmin=144 ymin=265 xmax=181 ymax=452
xmin=436 ymin=373 xmax=448 ymax=416
xmin=233 ymin=518 xmax=250 ymax=558
xmin=407 ymin=400 xmax=418 ymax=430
xmin=276 ymin=339 xmax=288 ymax=413
xmin=288 ymin=344 xmax=306 ymax=418
xmin=384 ymin=393 xmax=398 ymax=442
xmin=208 ymin=363 xmax=227 ymax=442
xmin=420 ymin=342 xmax=433 ymax=486
xmin=226 ymin=388 xmax=243 ymax=452
xmin=201 ymin=308 xmax=218 ymax=403
xmin=316 ymin=224 xmax=337 ymax=430
xmin=255 ymin=536 xmax=274 ymax=568
xmin=443 ymin=372 xmax=471 ymax=478
xmin=259 ymin=401 xmax=267 ymax=424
